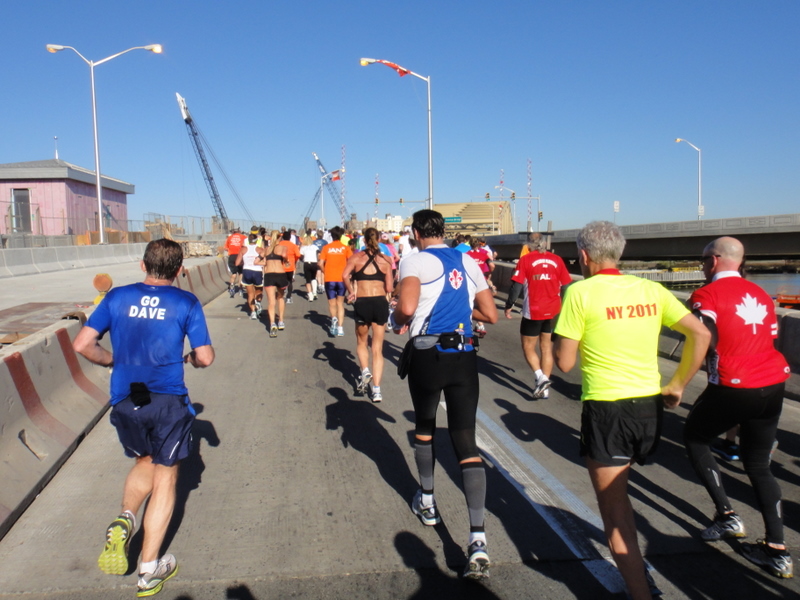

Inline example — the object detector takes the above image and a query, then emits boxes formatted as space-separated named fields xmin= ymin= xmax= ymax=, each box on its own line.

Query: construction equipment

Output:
xmin=176 ymin=93 xmax=256 ymax=231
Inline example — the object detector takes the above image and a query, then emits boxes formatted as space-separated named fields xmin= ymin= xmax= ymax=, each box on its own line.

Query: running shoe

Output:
xmin=473 ymin=322 xmax=487 ymax=338
xmin=277 ymin=321 xmax=285 ymax=330
xmin=537 ymin=388 xmax=550 ymax=399
xmin=329 ymin=317 xmax=338 ymax=337
xmin=742 ymin=540 xmax=793 ymax=578
xmin=411 ymin=489 xmax=440 ymax=526
xmin=463 ymin=540 xmax=490 ymax=580
xmin=701 ymin=512 xmax=746 ymax=541
xmin=337 ymin=327 xmax=344 ymax=337
xmin=371 ymin=390 xmax=383 ymax=403
xmin=238 ymin=288 xmax=245 ymax=298
xmin=270 ymin=324 xmax=278 ymax=338
xmin=317 ymin=285 xmax=324 ymax=294
xmin=98 ymin=514 xmax=133 ymax=575
xmin=285 ymin=296 xmax=293 ymax=304
xmin=644 ymin=564 xmax=664 ymax=596
xmin=356 ymin=370 xmax=373 ymax=394
xmin=250 ymin=312 xmax=257 ymax=320
xmin=228 ymin=286 xmax=235 ymax=298
xmin=254 ymin=300 xmax=263 ymax=317
xmin=533 ymin=376 xmax=551 ymax=399
xmin=711 ymin=438 xmax=740 ymax=461
xmin=137 ymin=554 xmax=178 ymax=597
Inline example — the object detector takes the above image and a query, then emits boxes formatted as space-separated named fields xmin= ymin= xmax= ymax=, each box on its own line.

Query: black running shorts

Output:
xmin=303 ymin=262 xmax=319 ymax=282
xmin=353 ymin=296 xmax=389 ymax=326
xmin=520 ymin=317 xmax=553 ymax=337
xmin=580 ymin=395 xmax=663 ymax=466
xmin=227 ymin=255 xmax=243 ymax=275
xmin=263 ymin=272 xmax=287 ymax=288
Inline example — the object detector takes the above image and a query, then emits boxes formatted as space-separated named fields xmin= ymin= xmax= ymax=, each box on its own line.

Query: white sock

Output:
xmin=422 ymin=492 xmax=434 ymax=507
xmin=139 ymin=559 xmax=158 ymax=575
xmin=535 ymin=369 xmax=545 ymax=381
xmin=372 ymin=386 xmax=381 ymax=393
xmin=469 ymin=531 xmax=487 ymax=546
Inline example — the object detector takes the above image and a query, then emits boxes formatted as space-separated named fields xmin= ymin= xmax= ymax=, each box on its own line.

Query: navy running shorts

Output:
xmin=263 ymin=272 xmax=287 ymax=288
xmin=242 ymin=269 xmax=263 ymax=287
xmin=110 ymin=394 xmax=196 ymax=466
xmin=520 ymin=317 xmax=553 ymax=337
xmin=354 ymin=296 xmax=389 ymax=326
xmin=580 ymin=395 xmax=663 ymax=466
xmin=325 ymin=281 xmax=346 ymax=299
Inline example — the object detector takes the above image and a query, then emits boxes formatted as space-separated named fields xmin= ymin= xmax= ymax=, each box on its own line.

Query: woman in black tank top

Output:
xmin=341 ymin=228 xmax=394 ymax=402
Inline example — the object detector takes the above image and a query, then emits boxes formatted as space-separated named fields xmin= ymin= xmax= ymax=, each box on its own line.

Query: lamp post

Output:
xmin=360 ymin=58 xmax=433 ymax=210
xmin=46 ymin=43 xmax=163 ymax=243
xmin=675 ymin=138 xmax=703 ymax=220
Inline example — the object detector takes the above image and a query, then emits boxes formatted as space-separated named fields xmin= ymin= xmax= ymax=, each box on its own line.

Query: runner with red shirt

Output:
xmin=504 ymin=232 xmax=571 ymax=399
xmin=466 ymin=238 xmax=495 ymax=337
xmin=684 ymin=236 xmax=793 ymax=578
xmin=224 ymin=227 xmax=247 ymax=297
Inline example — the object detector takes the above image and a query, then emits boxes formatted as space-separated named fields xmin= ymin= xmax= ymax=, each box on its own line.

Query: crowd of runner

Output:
xmin=78 ymin=214 xmax=793 ymax=598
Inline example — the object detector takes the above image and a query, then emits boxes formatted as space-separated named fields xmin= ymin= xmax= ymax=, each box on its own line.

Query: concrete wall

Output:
xmin=0 ymin=243 xmax=148 ymax=278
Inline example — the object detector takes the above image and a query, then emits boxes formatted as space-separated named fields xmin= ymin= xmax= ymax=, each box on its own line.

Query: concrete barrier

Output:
xmin=0 ymin=317 xmax=110 ymax=539
xmin=0 ymin=243 xmax=148 ymax=278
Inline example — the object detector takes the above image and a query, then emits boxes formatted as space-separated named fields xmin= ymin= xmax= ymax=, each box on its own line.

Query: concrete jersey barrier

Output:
xmin=0 ymin=243 xmax=148 ymax=278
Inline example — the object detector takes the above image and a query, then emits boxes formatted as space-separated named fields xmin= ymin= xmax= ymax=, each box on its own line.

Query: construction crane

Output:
xmin=176 ymin=94 xmax=257 ymax=231
xmin=313 ymin=152 xmax=349 ymax=224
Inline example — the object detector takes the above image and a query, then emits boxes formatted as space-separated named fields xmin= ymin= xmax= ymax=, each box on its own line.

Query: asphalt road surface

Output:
xmin=1 ymin=274 xmax=798 ymax=599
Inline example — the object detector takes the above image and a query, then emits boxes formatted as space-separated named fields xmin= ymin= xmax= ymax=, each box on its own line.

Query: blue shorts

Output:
xmin=325 ymin=281 xmax=346 ymax=299
xmin=110 ymin=394 xmax=196 ymax=466
xmin=242 ymin=270 xmax=263 ymax=287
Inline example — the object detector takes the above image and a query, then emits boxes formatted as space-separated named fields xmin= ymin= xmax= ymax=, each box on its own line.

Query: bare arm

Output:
xmin=342 ymin=254 xmax=360 ymax=299
xmin=473 ymin=288 xmax=498 ymax=324
xmin=73 ymin=326 xmax=113 ymax=367
xmin=235 ymin=245 xmax=246 ymax=267
xmin=393 ymin=276 xmax=420 ymax=332
xmin=554 ymin=336 xmax=579 ymax=373
xmin=661 ymin=313 xmax=711 ymax=408
xmin=184 ymin=344 xmax=215 ymax=368
xmin=381 ymin=255 xmax=394 ymax=296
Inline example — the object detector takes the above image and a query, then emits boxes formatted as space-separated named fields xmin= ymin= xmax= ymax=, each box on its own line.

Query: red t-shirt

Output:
xmin=225 ymin=232 xmax=247 ymax=255
xmin=466 ymin=248 xmax=491 ymax=274
xmin=690 ymin=274 xmax=790 ymax=388
xmin=511 ymin=250 xmax=572 ymax=320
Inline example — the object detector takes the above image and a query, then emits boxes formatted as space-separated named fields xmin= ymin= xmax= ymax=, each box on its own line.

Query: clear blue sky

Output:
xmin=2 ymin=1 xmax=798 ymax=231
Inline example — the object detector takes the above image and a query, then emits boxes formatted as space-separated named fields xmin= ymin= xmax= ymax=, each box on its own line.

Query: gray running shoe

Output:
xmin=356 ymin=371 xmax=372 ymax=394
xmin=533 ymin=376 xmax=551 ymax=399
xmin=254 ymin=300 xmax=262 ymax=317
xmin=411 ymin=489 xmax=440 ymax=526
xmin=137 ymin=554 xmax=178 ymax=597
xmin=285 ymin=296 xmax=293 ymax=304
xmin=371 ymin=389 xmax=382 ymax=403
xmin=270 ymin=324 xmax=278 ymax=338
xmin=463 ymin=540 xmax=490 ymax=580
xmin=329 ymin=317 xmax=338 ymax=337
xmin=277 ymin=321 xmax=286 ymax=330
xmin=742 ymin=540 xmax=793 ymax=578
xmin=701 ymin=512 xmax=746 ymax=541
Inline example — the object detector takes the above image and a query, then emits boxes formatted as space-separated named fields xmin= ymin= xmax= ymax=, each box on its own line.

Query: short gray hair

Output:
xmin=526 ymin=232 xmax=547 ymax=252
xmin=576 ymin=221 xmax=626 ymax=264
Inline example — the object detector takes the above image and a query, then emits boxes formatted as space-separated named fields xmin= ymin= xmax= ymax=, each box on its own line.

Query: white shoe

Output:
xmin=337 ymin=327 xmax=344 ymax=337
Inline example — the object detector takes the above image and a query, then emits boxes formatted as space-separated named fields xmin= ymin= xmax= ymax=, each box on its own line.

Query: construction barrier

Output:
xmin=0 ymin=243 xmax=149 ymax=278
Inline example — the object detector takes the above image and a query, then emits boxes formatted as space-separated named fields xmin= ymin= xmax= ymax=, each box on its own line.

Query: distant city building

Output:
xmin=375 ymin=214 xmax=405 ymax=232
xmin=0 ymin=159 xmax=133 ymax=236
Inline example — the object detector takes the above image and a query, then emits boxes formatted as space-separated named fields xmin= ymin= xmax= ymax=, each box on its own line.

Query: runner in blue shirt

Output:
xmin=74 ymin=239 xmax=214 ymax=598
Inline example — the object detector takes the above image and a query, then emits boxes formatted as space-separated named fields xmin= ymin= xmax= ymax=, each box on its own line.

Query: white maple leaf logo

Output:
xmin=735 ymin=293 xmax=768 ymax=334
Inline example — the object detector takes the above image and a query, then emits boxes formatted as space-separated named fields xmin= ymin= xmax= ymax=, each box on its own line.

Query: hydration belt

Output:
xmin=412 ymin=332 xmax=474 ymax=352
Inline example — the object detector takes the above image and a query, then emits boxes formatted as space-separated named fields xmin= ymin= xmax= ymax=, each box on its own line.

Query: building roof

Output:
xmin=0 ymin=159 xmax=134 ymax=194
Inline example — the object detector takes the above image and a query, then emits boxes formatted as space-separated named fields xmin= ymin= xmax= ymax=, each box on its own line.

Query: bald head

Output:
xmin=703 ymin=236 xmax=744 ymax=274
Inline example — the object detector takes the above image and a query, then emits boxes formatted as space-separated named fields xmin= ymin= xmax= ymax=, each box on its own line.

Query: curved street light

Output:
xmin=675 ymin=138 xmax=703 ymax=221
xmin=360 ymin=58 xmax=433 ymax=210
xmin=47 ymin=44 xmax=163 ymax=243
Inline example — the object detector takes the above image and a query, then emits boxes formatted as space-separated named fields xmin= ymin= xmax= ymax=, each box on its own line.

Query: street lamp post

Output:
xmin=46 ymin=43 xmax=163 ymax=244
xmin=675 ymin=138 xmax=703 ymax=220
xmin=360 ymin=58 xmax=433 ymax=210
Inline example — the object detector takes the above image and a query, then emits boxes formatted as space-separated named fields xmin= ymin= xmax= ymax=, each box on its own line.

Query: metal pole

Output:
xmin=426 ymin=76 xmax=433 ymax=210
xmin=320 ymin=176 xmax=325 ymax=229
xmin=697 ymin=147 xmax=702 ymax=221
xmin=89 ymin=61 xmax=105 ymax=244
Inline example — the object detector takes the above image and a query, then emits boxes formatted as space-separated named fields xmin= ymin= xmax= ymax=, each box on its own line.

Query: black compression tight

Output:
xmin=684 ymin=382 xmax=785 ymax=544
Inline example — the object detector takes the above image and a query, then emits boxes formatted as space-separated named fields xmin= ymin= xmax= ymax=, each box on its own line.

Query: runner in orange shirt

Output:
xmin=223 ymin=227 xmax=247 ymax=297
xmin=318 ymin=226 xmax=353 ymax=337
xmin=278 ymin=231 xmax=301 ymax=305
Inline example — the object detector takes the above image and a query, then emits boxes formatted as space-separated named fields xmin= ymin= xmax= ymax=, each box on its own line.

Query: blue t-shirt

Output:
xmin=86 ymin=282 xmax=212 ymax=405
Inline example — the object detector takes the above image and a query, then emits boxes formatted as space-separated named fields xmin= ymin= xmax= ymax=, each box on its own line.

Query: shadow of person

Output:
xmin=383 ymin=339 xmax=404 ymax=369
xmin=494 ymin=397 xmax=582 ymax=466
xmin=160 ymin=402 xmax=220 ymax=555
xmin=313 ymin=341 xmax=358 ymax=384
xmin=302 ymin=308 xmax=330 ymax=330
xmin=325 ymin=387 xmax=418 ymax=504
xmin=395 ymin=531 xmax=502 ymax=599
xmin=476 ymin=354 xmax=535 ymax=400
xmin=226 ymin=584 xmax=259 ymax=599
xmin=548 ymin=373 xmax=582 ymax=401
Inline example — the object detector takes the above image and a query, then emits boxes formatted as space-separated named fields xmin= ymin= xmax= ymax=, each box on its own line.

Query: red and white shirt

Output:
xmin=511 ymin=250 xmax=572 ymax=320
xmin=690 ymin=272 xmax=790 ymax=388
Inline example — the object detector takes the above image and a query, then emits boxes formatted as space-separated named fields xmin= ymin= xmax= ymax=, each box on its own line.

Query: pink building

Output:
xmin=0 ymin=159 xmax=133 ymax=236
